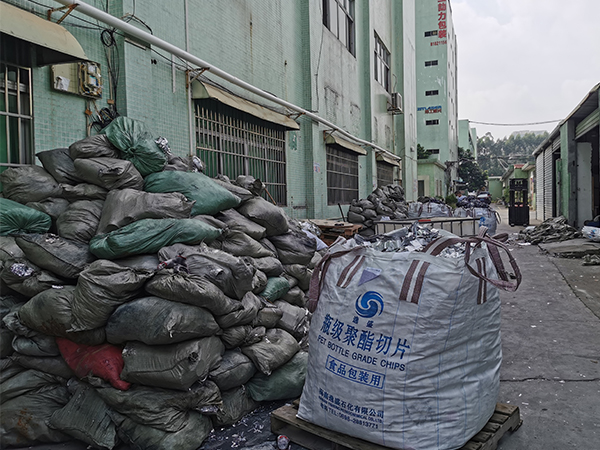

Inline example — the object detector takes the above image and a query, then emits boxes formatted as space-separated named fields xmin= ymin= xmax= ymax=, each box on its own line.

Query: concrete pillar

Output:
xmin=560 ymin=120 xmax=577 ymax=225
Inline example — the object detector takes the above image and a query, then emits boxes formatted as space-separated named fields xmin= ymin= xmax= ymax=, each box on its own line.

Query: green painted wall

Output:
xmin=5 ymin=0 xmax=417 ymax=220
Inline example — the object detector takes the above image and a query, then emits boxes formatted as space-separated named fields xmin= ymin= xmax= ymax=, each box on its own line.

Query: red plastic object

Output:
xmin=56 ymin=338 xmax=131 ymax=390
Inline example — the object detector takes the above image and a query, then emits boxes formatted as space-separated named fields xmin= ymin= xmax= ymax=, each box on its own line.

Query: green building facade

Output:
xmin=1 ymin=0 xmax=420 ymax=220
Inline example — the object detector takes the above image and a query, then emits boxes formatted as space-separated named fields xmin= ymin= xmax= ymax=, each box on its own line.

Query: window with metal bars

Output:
xmin=377 ymin=161 xmax=394 ymax=187
xmin=195 ymin=99 xmax=287 ymax=205
xmin=1 ymin=35 xmax=34 ymax=170
xmin=326 ymin=146 xmax=359 ymax=205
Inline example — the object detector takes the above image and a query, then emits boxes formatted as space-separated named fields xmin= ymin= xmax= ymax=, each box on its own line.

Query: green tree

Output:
xmin=458 ymin=147 xmax=487 ymax=192
xmin=417 ymin=143 xmax=429 ymax=160
xmin=477 ymin=131 xmax=548 ymax=176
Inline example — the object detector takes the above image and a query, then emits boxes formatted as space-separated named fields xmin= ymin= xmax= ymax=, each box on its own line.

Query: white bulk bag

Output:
xmin=298 ymin=234 xmax=520 ymax=450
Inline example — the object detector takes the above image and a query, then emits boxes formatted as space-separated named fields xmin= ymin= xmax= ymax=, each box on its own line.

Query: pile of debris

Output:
xmin=519 ymin=216 xmax=582 ymax=244
xmin=346 ymin=185 xmax=407 ymax=236
xmin=0 ymin=117 xmax=319 ymax=449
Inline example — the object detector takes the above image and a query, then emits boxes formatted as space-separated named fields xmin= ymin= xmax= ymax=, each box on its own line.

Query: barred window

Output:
xmin=424 ymin=30 xmax=438 ymax=37
xmin=426 ymin=119 xmax=439 ymax=126
xmin=1 ymin=35 xmax=34 ymax=170
xmin=425 ymin=90 xmax=439 ymax=96
xmin=377 ymin=161 xmax=394 ymax=187
xmin=326 ymin=146 xmax=358 ymax=205
xmin=195 ymin=100 xmax=287 ymax=205
xmin=424 ymin=60 xmax=438 ymax=67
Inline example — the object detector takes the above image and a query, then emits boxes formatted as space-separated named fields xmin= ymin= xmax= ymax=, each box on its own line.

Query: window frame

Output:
xmin=374 ymin=33 xmax=391 ymax=92
xmin=195 ymin=99 xmax=288 ymax=206
xmin=326 ymin=145 xmax=359 ymax=205
xmin=425 ymin=119 xmax=439 ymax=126
xmin=425 ymin=90 xmax=439 ymax=96
xmin=376 ymin=160 xmax=395 ymax=188
xmin=424 ymin=30 xmax=438 ymax=37
xmin=424 ymin=60 xmax=439 ymax=67
xmin=323 ymin=0 xmax=355 ymax=55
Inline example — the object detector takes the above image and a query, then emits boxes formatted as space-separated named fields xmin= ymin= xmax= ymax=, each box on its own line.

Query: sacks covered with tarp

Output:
xmin=216 ymin=208 xmax=267 ymax=240
xmin=70 ymin=260 xmax=153 ymax=331
xmin=145 ymin=270 xmax=242 ymax=316
xmin=1 ymin=258 xmax=65 ymax=298
xmin=89 ymin=218 xmax=221 ymax=259
xmin=0 ymin=383 xmax=69 ymax=447
xmin=103 ymin=116 xmax=167 ymax=176
xmin=48 ymin=380 xmax=118 ymax=450
xmin=212 ymin=386 xmax=259 ymax=427
xmin=209 ymin=350 xmax=256 ymax=392
xmin=121 ymin=336 xmax=224 ymax=390
xmin=260 ymin=277 xmax=290 ymax=302
xmin=73 ymin=157 xmax=144 ymax=191
xmin=298 ymin=234 xmax=521 ymax=450
xmin=56 ymin=200 xmax=104 ymax=243
xmin=69 ymin=134 xmax=119 ymax=159
xmin=106 ymin=296 xmax=220 ymax=345
xmin=60 ymin=183 xmax=108 ymax=201
xmin=215 ymin=291 xmax=262 ymax=329
xmin=0 ymin=198 xmax=52 ymax=235
xmin=0 ymin=165 xmax=62 ymax=203
xmin=145 ymin=171 xmax=241 ymax=216
xmin=97 ymin=189 xmax=195 ymax=235
xmin=110 ymin=410 xmax=212 ymax=450
xmin=36 ymin=147 xmax=83 ymax=185
xmin=96 ymin=381 xmax=221 ymax=433
xmin=246 ymin=351 xmax=308 ymax=402
xmin=242 ymin=328 xmax=300 ymax=375
xmin=16 ymin=233 xmax=95 ymax=279
xmin=237 ymin=197 xmax=289 ymax=236
xmin=57 ymin=338 xmax=130 ymax=390
xmin=18 ymin=286 xmax=106 ymax=345
xmin=268 ymin=227 xmax=317 ymax=265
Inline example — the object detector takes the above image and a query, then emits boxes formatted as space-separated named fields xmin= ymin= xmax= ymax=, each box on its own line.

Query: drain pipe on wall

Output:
xmin=53 ymin=0 xmax=401 ymax=163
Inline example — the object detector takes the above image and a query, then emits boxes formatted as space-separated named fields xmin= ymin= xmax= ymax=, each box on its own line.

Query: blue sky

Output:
xmin=452 ymin=0 xmax=600 ymax=140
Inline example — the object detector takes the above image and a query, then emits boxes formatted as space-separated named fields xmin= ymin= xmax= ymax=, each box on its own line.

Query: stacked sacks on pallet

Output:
xmin=0 ymin=118 xmax=317 ymax=450
xmin=347 ymin=185 xmax=407 ymax=237
xmin=454 ymin=195 xmax=499 ymax=235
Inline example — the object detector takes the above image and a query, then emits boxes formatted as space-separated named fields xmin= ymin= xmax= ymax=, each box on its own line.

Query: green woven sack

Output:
xmin=246 ymin=351 xmax=307 ymax=401
xmin=89 ymin=218 xmax=221 ymax=259
xmin=103 ymin=117 xmax=166 ymax=176
xmin=0 ymin=198 xmax=51 ymax=235
xmin=260 ymin=276 xmax=290 ymax=302
xmin=144 ymin=171 xmax=241 ymax=216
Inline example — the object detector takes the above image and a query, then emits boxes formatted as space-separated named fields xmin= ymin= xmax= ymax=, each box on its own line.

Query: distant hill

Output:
xmin=477 ymin=131 xmax=549 ymax=176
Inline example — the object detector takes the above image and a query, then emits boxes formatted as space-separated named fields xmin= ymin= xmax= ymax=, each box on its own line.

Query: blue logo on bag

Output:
xmin=355 ymin=291 xmax=384 ymax=318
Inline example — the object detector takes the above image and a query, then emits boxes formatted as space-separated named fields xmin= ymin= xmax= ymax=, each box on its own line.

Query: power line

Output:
xmin=469 ymin=119 xmax=562 ymax=126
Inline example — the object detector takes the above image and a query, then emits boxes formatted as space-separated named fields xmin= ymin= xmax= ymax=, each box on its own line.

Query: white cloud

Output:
xmin=453 ymin=0 xmax=600 ymax=139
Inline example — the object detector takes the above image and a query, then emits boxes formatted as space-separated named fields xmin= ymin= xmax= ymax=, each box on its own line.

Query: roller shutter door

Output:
xmin=536 ymin=152 xmax=545 ymax=219
xmin=543 ymin=148 xmax=554 ymax=220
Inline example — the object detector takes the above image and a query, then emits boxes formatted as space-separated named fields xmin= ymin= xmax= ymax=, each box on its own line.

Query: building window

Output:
xmin=195 ymin=100 xmax=287 ymax=206
xmin=326 ymin=146 xmax=358 ymax=205
xmin=377 ymin=161 xmax=394 ymax=187
xmin=428 ymin=149 xmax=440 ymax=154
xmin=424 ymin=60 xmax=438 ymax=67
xmin=1 ymin=36 xmax=34 ymax=170
xmin=426 ymin=119 xmax=439 ymax=126
xmin=323 ymin=0 xmax=355 ymax=55
xmin=424 ymin=30 xmax=438 ymax=37
xmin=374 ymin=34 xmax=391 ymax=92
xmin=425 ymin=90 xmax=439 ymax=96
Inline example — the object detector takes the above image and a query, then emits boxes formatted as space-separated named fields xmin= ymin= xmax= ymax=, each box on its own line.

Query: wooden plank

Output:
xmin=272 ymin=402 xmax=521 ymax=450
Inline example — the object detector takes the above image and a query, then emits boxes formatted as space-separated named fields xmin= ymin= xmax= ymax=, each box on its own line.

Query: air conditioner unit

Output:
xmin=388 ymin=92 xmax=403 ymax=114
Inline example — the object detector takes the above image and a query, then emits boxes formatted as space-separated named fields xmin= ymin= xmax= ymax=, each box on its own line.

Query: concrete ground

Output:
xmin=494 ymin=207 xmax=600 ymax=449
xmin=14 ymin=207 xmax=600 ymax=450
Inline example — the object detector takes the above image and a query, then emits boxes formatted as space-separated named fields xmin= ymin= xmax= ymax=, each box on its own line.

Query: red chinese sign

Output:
xmin=438 ymin=0 xmax=447 ymax=39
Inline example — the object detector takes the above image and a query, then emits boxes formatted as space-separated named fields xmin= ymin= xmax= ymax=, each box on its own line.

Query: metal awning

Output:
xmin=376 ymin=153 xmax=400 ymax=166
xmin=0 ymin=2 xmax=87 ymax=66
xmin=324 ymin=132 xmax=367 ymax=155
xmin=192 ymin=80 xmax=300 ymax=130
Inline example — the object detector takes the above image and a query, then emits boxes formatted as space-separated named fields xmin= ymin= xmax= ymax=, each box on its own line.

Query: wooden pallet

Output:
xmin=270 ymin=402 xmax=521 ymax=450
